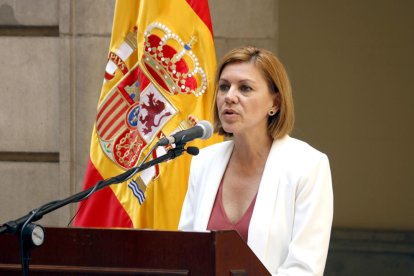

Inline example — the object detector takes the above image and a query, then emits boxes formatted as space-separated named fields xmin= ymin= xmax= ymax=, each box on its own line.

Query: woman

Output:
xmin=178 ymin=46 xmax=333 ymax=275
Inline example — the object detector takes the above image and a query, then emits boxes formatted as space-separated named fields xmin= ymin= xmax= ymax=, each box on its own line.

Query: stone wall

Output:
xmin=0 ymin=0 xmax=64 ymax=226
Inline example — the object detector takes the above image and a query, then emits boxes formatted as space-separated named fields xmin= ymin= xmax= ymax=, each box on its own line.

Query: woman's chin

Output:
xmin=222 ymin=125 xmax=236 ymax=135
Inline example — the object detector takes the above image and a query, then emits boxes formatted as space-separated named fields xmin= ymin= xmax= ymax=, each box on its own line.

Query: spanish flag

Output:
xmin=74 ymin=0 xmax=221 ymax=229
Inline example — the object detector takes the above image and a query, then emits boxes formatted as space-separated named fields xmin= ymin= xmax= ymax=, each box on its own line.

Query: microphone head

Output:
xmin=197 ymin=120 xmax=213 ymax=140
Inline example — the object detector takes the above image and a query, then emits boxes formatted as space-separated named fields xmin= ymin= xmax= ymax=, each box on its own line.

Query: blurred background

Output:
xmin=0 ymin=0 xmax=413 ymax=275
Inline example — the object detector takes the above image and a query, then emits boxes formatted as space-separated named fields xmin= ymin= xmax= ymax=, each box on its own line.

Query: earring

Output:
xmin=268 ymin=109 xmax=276 ymax=116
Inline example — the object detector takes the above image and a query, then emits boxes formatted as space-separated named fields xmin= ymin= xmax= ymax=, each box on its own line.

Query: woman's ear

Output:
xmin=272 ymin=92 xmax=281 ymax=113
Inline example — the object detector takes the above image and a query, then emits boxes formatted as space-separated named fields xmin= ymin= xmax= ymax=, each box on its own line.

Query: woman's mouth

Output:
xmin=221 ymin=108 xmax=239 ymax=119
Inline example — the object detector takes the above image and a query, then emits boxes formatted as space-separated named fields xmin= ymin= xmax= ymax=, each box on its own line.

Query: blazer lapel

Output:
xmin=248 ymin=136 xmax=289 ymax=261
xmin=196 ymin=141 xmax=234 ymax=230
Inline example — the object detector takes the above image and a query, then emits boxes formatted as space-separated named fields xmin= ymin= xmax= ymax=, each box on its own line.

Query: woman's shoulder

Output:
xmin=274 ymin=136 xmax=329 ymax=165
xmin=189 ymin=140 xmax=233 ymax=170
xmin=198 ymin=140 xmax=233 ymax=155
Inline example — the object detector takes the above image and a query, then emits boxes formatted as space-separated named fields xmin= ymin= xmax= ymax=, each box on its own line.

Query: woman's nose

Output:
xmin=224 ymin=86 xmax=238 ymax=103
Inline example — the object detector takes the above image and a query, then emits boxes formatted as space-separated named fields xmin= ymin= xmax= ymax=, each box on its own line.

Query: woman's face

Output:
xmin=216 ymin=62 xmax=277 ymax=138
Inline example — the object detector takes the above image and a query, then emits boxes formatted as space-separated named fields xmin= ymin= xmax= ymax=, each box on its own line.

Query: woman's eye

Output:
xmin=240 ymin=85 xmax=252 ymax=92
xmin=219 ymin=84 xmax=230 ymax=91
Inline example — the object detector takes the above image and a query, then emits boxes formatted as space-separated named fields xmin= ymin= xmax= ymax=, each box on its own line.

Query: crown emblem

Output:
xmin=142 ymin=22 xmax=208 ymax=97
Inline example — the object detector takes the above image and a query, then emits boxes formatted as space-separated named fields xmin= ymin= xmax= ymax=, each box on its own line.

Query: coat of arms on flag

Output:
xmin=74 ymin=0 xmax=222 ymax=230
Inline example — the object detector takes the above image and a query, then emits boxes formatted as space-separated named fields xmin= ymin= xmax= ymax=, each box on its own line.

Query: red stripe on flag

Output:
xmin=97 ymin=97 xmax=125 ymax=131
xmin=73 ymin=159 xmax=133 ymax=228
xmin=99 ymin=104 xmax=129 ymax=139
xmin=105 ymin=116 xmax=126 ymax=140
xmin=96 ymin=92 xmax=119 ymax=122
xmin=186 ymin=0 xmax=213 ymax=35
xmin=98 ymin=101 xmax=128 ymax=137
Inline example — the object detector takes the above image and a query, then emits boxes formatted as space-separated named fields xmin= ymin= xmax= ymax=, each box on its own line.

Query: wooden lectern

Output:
xmin=0 ymin=227 xmax=270 ymax=275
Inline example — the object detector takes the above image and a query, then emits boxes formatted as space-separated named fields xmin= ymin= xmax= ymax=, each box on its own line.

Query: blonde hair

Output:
xmin=214 ymin=46 xmax=294 ymax=139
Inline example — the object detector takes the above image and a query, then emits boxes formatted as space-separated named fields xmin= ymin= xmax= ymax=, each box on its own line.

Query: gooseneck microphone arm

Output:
xmin=0 ymin=142 xmax=198 ymax=276
xmin=0 ymin=144 xmax=193 ymax=235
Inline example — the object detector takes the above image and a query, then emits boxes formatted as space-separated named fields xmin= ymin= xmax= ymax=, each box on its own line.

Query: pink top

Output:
xmin=207 ymin=181 xmax=257 ymax=242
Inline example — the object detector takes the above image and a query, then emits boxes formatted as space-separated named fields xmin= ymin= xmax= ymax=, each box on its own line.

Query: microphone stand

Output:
xmin=0 ymin=142 xmax=194 ymax=276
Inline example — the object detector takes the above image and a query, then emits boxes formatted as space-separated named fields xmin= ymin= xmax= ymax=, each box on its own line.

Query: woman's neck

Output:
xmin=231 ymin=133 xmax=273 ymax=167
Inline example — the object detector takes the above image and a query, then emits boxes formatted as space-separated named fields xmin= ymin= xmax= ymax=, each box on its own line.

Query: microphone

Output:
xmin=157 ymin=120 xmax=213 ymax=146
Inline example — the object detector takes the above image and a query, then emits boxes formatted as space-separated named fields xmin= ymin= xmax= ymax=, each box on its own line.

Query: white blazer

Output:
xmin=178 ymin=136 xmax=333 ymax=276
